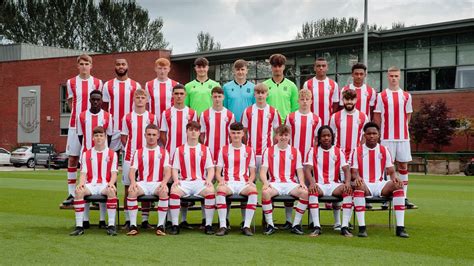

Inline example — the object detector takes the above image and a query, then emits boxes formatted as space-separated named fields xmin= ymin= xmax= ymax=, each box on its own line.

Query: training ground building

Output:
xmin=0 ymin=19 xmax=473 ymax=153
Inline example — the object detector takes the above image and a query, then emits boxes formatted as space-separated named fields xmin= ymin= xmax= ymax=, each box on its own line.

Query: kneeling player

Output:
xmin=70 ymin=126 xmax=118 ymax=236
xmin=260 ymin=125 xmax=309 ymax=235
xmin=215 ymin=122 xmax=258 ymax=236
xmin=126 ymin=124 xmax=171 ymax=236
xmin=350 ymin=122 xmax=409 ymax=238
xmin=304 ymin=126 xmax=353 ymax=237
xmin=169 ymin=121 xmax=216 ymax=235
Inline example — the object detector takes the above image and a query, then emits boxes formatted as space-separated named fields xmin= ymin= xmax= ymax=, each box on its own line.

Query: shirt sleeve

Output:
xmin=241 ymin=108 xmax=249 ymax=128
xmin=184 ymin=83 xmax=190 ymax=107
xmin=205 ymin=147 xmax=214 ymax=169
xmin=406 ymin=93 xmax=413 ymax=113
xmin=249 ymin=149 xmax=256 ymax=168
xmin=329 ymin=114 xmax=337 ymax=139
xmin=76 ymin=115 xmax=83 ymax=136
xmin=121 ymin=116 xmax=128 ymax=135
xmin=369 ymin=88 xmax=377 ymax=107
xmin=302 ymin=80 xmax=309 ymax=90
xmin=199 ymin=113 xmax=206 ymax=133
xmin=67 ymin=79 xmax=73 ymax=99
xmin=111 ymin=152 xmax=118 ymax=172
xmin=261 ymin=148 xmax=269 ymax=168
xmin=163 ymin=150 xmax=171 ymax=168
xmin=332 ymin=82 xmax=340 ymax=103
xmin=296 ymin=150 xmax=303 ymax=169
xmin=80 ymin=153 xmax=88 ymax=173
xmin=172 ymin=150 xmax=180 ymax=170
xmin=304 ymin=148 xmax=314 ymax=166
xmin=272 ymin=110 xmax=282 ymax=130
xmin=223 ymin=85 xmax=229 ymax=108
xmin=374 ymin=93 xmax=383 ymax=113
xmin=106 ymin=115 xmax=113 ymax=136
xmin=102 ymin=82 xmax=110 ymax=102
xmin=290 ymin=85 xmax=299 ymax=112
xmin=340 ymin=148 xmax=348 ymax=167
xmin=350 ymin=150 xmax=358 ymax=169
xmin=160 ymin=111 xmax=168 ymax=132
xmin=216 ymin=148 xmax=224 ymax=168
xmin=385 ymin=147 xmax=394 ymax=168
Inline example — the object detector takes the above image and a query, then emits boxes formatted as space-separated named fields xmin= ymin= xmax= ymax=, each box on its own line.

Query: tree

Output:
xmin=295 ymin=17 xmax=405 ymax=39
xmin=409 ymin=99 xmax=430 ymax=151
xmin=196 ymin=31 xmax=221 ymax=52
xmin=0 ymin=0 xmax=168 ymax=52
xmin=455 ymin=117 xmax=474 ymax=151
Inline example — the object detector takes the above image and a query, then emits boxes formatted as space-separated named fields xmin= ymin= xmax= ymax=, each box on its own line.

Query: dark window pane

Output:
xmin=406 ymin=70 xmax=431 ymax=91
xmin=435 ymin=68 xmax=456 ymax=90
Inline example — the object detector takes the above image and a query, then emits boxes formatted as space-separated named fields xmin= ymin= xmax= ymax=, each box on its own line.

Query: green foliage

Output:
xmin=196 ymin=31 xmax=221 ymax=52
xmin=0 ymin=0 xmax=168 ymax=52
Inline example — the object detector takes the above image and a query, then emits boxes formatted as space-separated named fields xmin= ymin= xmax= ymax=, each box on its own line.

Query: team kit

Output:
xmin=64 ymin=53 xmax=413 ymax=238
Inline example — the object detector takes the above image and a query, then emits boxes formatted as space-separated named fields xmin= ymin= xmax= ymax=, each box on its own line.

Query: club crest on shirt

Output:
xmin=157 ymin=152 xmax=162 ymax=159
xmin=244 ymin=152 xmax=248 ymax=158
xmin=284 ymin=86 xmax=287 ymax=91
xmin=224 ymin=116 xmax=229 ymax=123
xmin=378 ymin=153 xmax=384 ymax=159
xmin=106 ymin=156 xmax=111 ymax=162
xmin=208 ymin=85 xmax=212 ymax=89
xmin=247 ymin=88 xmax=251 ymax=93
xmin=289 ymin=154 xmax=294 ymax=160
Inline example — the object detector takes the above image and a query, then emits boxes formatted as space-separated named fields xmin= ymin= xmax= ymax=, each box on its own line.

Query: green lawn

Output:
xmin=0 ymin=171 xmax=473 ymax=265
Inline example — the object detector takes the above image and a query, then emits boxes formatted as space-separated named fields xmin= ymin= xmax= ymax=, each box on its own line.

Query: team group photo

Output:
xmin=1 ymin=0 xmax=473 ymax=265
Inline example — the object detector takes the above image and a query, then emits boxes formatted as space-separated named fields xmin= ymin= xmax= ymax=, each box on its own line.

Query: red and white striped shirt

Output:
xmin=285 ymin=111 xmax=321 ymax=162
xmin=350 ymin=144 xmax=393 ymax=183
xmin=217 ymin=144 xmax=256 ymax=182
xmin=102 ymin=78 xmax=141 ymax=134
xmin=131 ymin=146 xmax=171 ymax=182
xmin=200 ymin=107 xmax=235 ymax=162
xmin=340 ymin=84 xmax=377 ymax=118
xmin=304 ymin=146 xmax=347 ymax=184
xmin=329 ymin=109 xmax=368 ymax=160
xmin=262 ymin=145 xmax=302 ymax=183
xmin=146 ymin=78 xmax=179 ymax=122
xmin=172 ymin=143 xmax=214 ymax=181
xmin=241 ymin=104 xmax=281 ymax=156
xmin=302 ymin=77 xmax=339 ymax=125
xmin=121 ymin=111 xmax=158 ymax=162
xmin=80 ymin=148 xmax=118 ymax=184
xmin=375 ymin=88 xmax=413 ymax=141
xmin=66 ymin=75 xmax=103 ymax=128
xmin=77 ymin=110 xmax=113 ymax=153
xmin=160 ymin=106 xmax=198 ymax=157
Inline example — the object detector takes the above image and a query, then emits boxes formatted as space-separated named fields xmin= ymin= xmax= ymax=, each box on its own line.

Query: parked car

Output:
xmin=464 ymin=158 xmax=474 ymax=176
xmin=0 ymin=147 xmax=11 ymax=165
xmin=10 ymin=146 xmax=55 ymax=168
xmin=50 ymin=152 xmax=69 ymax=169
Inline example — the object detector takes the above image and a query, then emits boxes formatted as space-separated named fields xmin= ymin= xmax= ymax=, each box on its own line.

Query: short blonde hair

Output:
xmin=134 ymin=89 xmax=148 ymax=98
xmin=298 ymin=89 xmax=312 ymax=99
xmin=388 ymin=66 xmax=400 ymax=72
xmin=254 ymin=83 xmax=268 ymax=93
xmin=77 ymin=54 xmax=92 ymax=63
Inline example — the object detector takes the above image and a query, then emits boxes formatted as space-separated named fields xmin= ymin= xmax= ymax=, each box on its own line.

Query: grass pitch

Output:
xmin=0 ymin=171 xmax=473 ymax=265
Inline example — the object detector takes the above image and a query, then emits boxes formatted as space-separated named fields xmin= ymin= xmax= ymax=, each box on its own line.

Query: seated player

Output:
xmin=303 ymin=126 xmax=353 ymax=237
xmin=126 ymin=124 xmax=171 ymax=236
xmin=260 ymin=125 xmax=309 ymax=235
xmin=70 ymin=126 xmax=118 ymax=236
xmin=350 ymin=122 xmax=409 ymax=238
xmin=215 ymin=122 xmax=258 ymax=236
xmin=168 ymin=121 xmax=216 ymax=235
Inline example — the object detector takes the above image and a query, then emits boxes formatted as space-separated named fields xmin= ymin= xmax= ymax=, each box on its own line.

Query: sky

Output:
xmin=139 ymin=0 xmax=474 ymax=54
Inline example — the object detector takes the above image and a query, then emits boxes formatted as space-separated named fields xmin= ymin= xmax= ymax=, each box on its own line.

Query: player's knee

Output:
xmin=300 ymin=189 xmax=309 ymax=200
xmin=261 ymin=190 xmax=270 ymax=200
xmin=128 ymin=190 xmax=138 ymax=198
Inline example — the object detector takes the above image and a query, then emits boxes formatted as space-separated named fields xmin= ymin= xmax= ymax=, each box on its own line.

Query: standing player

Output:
xmin=373 ymin=67 xmax=415 ymax=208
xmin=242 ymin=83 xmax=281 ymax=171
xmin=168 ymin=121 xmax=216 ymax=235
xmin=121 ymin=89 xmax=158 ymax=229
xmin=303 ymin=126 xmax=353 ymax=237
xmin=126 ymin=124 xmax=171 ymax=236
xmin=339 ymin=63 xmax=377 ymax=120
xmin=64 ymin=54 xmax=103 ymax=205
xmin=77 ymin=90 xmax=113 ymax=228
xmin=263 ymin=54 xmax=299 ymax=122
xmin=70 ymin=126 xmax=118 ymax=236
xmin=302 ymin=57 xmax=339 ymax=125
xmin=102 ymin=58 xmax=141 ymax=154
xmin=350 ymin=122 xmax=409 ymax=238
xmin=284 ymin=88 xmax=321 ymax=229
xmin=223 ymin=59 xmax=255 ymax=122
xmin=215 ymin=122 xmax=258 ymax=236
xmin=330 ymin=89 xmax=369 ymax=160
xmin=185 ymin=57 xmax=220 ymax=116
xmin=260 ymin=125 xmax=308 ymax=235
xmin=200 ymin=87 xmax=235 ymax=163
xmin=145 ymin=58 xmax=179 ymax=124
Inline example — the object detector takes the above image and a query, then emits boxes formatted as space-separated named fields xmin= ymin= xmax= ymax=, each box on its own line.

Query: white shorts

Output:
xmin=179 ymin=180 xmax=206 ymax=197
xmin=381 ymin=140 xmax=412 ymax=163
xmin=122 ymin=161 xmax=132 ymax=186
xmin=366 ymin=180 xmax=389 ymax=197
xmin=109 ymin=132 xmax=123 ymax=152
xmin=227 ymin=181 xmax=249 ymax=195
xmin=270 ymin=182 xmax=299 ymax=196
xmin=85 ymin=183 xmax=107 ymax=195
xmin=317 ymin=183 xmax=343 ymax=196
xmin=66 ymin=128 xmax=81 ymax=156
xmin=137 ymin=181 xmax=160 ymax=196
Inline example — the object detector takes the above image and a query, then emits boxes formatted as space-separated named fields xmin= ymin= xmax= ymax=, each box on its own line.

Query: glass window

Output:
xmin=406 ymin=38 xmax=430 ymax=68
xmin=296 ymin=54 xmax=315 ymax=76
xmin=299 ymin=75 xmax=312 ymax=89
xmin=458 ymin=44 xmax=474 ymax=65
xmin=337 ymin=48 xmax=359 ymax=73
xmin=457 ymin=32 xmax=474 ymax=44
xmin=208 ymin=65 xmax=217 ymax=81
xmin=455 ymin=66 xmax=474 ymax=89
xmin=366 ymin=72 xmax=381 ymax=92
xmin=247 ymin=60 xmax=257 ymax=79
xmin=337 ymin=73 xmax=352 ymax=87
xmin=256 ymin=60 xmax=272 ymax=79
xmin=219 ymin=63 xmax=233 ymax=82
xmin=60 ymin=85 xmax=70 ymax=114
xmin=434 ymin=68 xmax=456 ymax=90
xmin=431 ymin=35 xmax=456 ymax=46
xmin=382 ymin=42 xmax=405 ymax=70
xmin=60 ymin=128 xmax=68 ymax=136
xmin=316 ymin=51 xmax=336 ymax=74
xmin=406 ymin=69 xmax=431 ymax=91
xmin=367 ymin=49 xmax=381 ymax=71
xmin=382 ymin=71 xmax=405 ymax=89
xmin=431 ymin=46 xmax=456 ymax=67
xmin=284 ymin=57 xmax=296 ymax=78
